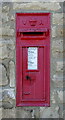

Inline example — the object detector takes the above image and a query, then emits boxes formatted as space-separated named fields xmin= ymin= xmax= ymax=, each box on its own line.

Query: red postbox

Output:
xmin=16 ymin=13 xmax=50 ymax=106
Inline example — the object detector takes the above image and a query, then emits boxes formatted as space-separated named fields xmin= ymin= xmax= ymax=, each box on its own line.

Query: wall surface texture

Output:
xmin=0 ymin=1 xmax=65 ymax=119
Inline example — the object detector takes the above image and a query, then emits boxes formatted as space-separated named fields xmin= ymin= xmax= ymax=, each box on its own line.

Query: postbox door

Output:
xmin=22 ymin=47 xmax=45 ymax=101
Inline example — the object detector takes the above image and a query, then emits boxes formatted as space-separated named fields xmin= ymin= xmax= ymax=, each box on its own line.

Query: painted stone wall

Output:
xmin=0 ymin=1 xmax=65 ymax=119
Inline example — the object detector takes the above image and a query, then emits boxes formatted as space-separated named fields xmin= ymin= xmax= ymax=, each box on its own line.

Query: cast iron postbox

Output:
xmin=16 ymin=13 xmax=50 ymax=106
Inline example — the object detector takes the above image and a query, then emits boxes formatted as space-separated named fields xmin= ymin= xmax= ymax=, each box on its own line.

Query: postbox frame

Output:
xmin=16 ymin=13 xmax=50 ymax=106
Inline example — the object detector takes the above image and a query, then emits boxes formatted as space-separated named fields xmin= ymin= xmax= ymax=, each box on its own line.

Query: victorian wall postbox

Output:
xmin=16 ymin=13 xmax=50 ymax=106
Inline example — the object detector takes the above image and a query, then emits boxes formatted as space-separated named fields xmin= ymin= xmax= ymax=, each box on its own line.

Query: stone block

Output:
xmin=2 ymin=0 xmax=65 ymax=2
xmin=52 ymin=73 xmax=64 ymax=88
xmin=63 ymin=110 xmax=65 ymax=120
xmin=0 ymin=3 xmax=2 ymax=13
xmin=9 ymin=61 xmax=15 ymax=87
xmin=2 ymin=5 xmax=10 ymax=12
xmin=11 ymin=15 xmax=15 ymax=21
xmin=34 ymin=108 xmax=40 ymax=118
xmin=0 ymin=40 xmax=15 ymax=60
xmin=57 ymin=90 xmax=65 ymax=103
xmin=2 ymin=0 xmax=12 ymax=2
xmin=0 ymin=43 xmax=8 ymax=59
xmin=3 ymin=89 xmax=15 ymax=100
xmin=52 ymin=13 xmax=63 ymax=25
xmin=1 ymin=38 xmax=15 ymax=43
xmin=0 ymin=101 xmax=2 ymax=108
xmin=8 ymin=50 xmax=15 ymax=59
xmin=8 ymin=43 xmax=15 ymax=50
xmin=52 ymin=26 xmax=57 ymax=38
xmin=52 ymin=73 xmax=63 ymax=82
xmin=51 ymin=50 xmax=63 ymax=60
xmin=2 ymin=101 xmax=14 ymax=109
xmin=57 ymin=25 xmax=63 ymax=37
xmin=2 ymin=13 xmax=9 ymax=22
xmin=0 ymin=108 xmax=2 ymax=120
xmin=56 ymin=61 xmax=63 ymax=72
xmin=0 ymin=22 xmax=2 ymax=29
xmin=2 ymin=27 xmax=14 ymax=36
xmin=12 ymin=0 xmax=50 ymax=2
xmin=0 ymin=64 xmax=8 ymax=86
xmin=52 ymin=39 xmax=63 ymax=52
xmin=0 ymin=89 xmax=2 ymax=101
xmin=0 ymin=28 xmax=2 ymax=37
xmin=15 ymin=108 xmax=32 ymax=118
xmin=2 ymin=107 xmax=34 ymax=118
xmin=2 ymin=108 xmax=16 ymax=118
xmin=40 ymin=106 xmax=59 ymax=118
xmin=52 ymin=25 xmax=63 ymax=38
xmin=51 ymin=91 xmax=56 ymax=104
xmin=13 ymin=2 xmax=61 ymax=11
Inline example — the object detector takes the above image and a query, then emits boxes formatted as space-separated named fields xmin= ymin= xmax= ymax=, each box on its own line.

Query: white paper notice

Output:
xmin=28 ymin=47 xmax=38 ymax=70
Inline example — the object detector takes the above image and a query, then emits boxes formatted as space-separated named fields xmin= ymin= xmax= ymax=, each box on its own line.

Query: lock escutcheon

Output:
xmin=26 ymin=75 xmax=31 ymax=80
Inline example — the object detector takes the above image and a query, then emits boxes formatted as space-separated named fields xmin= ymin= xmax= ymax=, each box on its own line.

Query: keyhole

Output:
xmin=26 ymin=75 xmax=31 ymax=80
